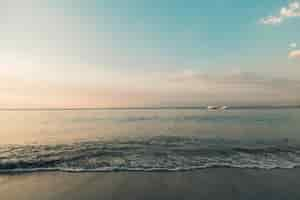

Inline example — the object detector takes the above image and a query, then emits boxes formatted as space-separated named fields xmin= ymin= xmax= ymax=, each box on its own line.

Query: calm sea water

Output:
xmin=0 ymin=108 xmax=300 ymax=171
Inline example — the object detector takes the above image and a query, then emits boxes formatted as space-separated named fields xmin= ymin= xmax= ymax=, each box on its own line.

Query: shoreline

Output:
xmin=1 ymin=165 xmax=300 ymax=175
xmin=1 ymin=168 xmax=300 ymax=200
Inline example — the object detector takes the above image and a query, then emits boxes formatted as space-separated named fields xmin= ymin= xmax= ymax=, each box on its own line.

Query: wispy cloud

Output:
xmin=169 ymin=71 xmax=300 ymax=88
xmin=289 ymin=50 xmax=300 ymax=58
xmin=260 ymin=16 xmax=283 ymax=25
xmin=260 ymin=1 xmax=300 ymax=25
xmin=290 ymin=43 xmax=297 ymax=48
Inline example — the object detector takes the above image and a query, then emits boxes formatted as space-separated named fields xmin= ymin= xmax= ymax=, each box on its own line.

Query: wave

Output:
xmin=1 ymin=136 xmax=300 ymax=173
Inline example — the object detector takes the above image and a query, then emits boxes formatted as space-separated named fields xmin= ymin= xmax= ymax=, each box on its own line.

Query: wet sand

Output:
xmin=1 ymin=168 xmax=300 ymax=200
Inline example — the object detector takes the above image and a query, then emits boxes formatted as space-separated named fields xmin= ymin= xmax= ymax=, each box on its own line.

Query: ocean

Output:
xmin=1 ymin=108 xmax=300 ymax=172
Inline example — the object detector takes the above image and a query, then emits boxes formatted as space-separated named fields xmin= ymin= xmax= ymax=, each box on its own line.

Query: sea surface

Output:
xmin=0 ymin=108 xmax=300 ymax=172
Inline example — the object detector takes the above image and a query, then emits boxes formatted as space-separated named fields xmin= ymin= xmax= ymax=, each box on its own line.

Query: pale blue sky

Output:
xmin=47 ymin=0 xmax=300 ymax=74
xmin=1 ymin=0 xmax=300 ymax=107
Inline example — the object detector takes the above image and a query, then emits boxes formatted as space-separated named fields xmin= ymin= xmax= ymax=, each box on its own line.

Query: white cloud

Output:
xmin=260 ymin=16 xmax=282 ymax=25
xmin=289 ymin=50 xmax=300 ymax=58
xmin=290 ymin=43 xmax=297 ymax=48
xmin=280 ymin=2 xmax=300 ymax=17
xmin=260 ymin=1 xmax=300 ymax=25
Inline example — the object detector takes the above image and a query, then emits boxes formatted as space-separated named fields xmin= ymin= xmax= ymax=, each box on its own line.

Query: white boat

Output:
xmin=207 ymin=105 xmax=228 ymax=110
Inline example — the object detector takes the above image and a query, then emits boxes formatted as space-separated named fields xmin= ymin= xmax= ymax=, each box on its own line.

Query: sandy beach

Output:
xmin=1 ymin=168 xmax=300 ymax=200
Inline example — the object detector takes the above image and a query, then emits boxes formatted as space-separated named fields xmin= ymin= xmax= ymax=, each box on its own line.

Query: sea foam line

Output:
xmin=0 ymin=163 xmax=299 ymax=174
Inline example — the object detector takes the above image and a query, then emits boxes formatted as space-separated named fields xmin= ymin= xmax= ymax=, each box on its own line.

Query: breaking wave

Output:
xmin=1 ymin=136 xmax=300 ymax=173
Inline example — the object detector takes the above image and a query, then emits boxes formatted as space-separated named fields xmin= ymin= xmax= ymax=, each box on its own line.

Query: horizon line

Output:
xmin=1 ymin=105 xmax=300 ymax=111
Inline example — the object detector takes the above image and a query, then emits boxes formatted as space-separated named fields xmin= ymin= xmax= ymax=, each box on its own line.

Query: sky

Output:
xmin=1 ymin=0 xmax=300 ymax=108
